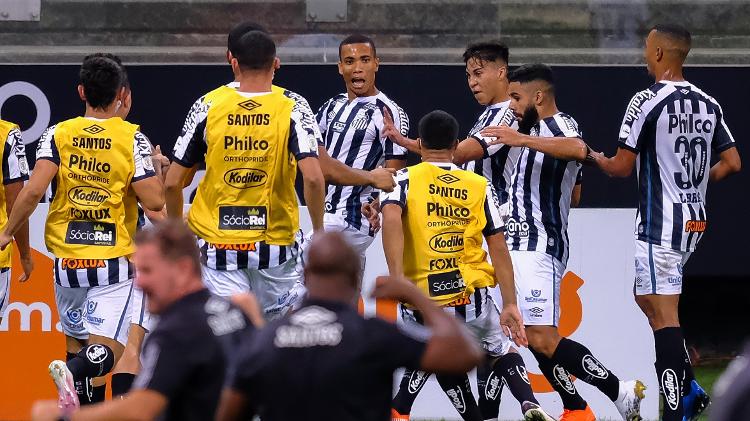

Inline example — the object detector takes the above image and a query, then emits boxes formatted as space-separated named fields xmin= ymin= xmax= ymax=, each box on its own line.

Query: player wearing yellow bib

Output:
xmin=382 ymin=111 xmax=555 ymax=421
xmin=0 ymin=119 xmax=32 ymax=323
xmin=0 ymin=55 xmax=165 ymax=410
xmin=164 ymin=30 xmax=325 ymax=320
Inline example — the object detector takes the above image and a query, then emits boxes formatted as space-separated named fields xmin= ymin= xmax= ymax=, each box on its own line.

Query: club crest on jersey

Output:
xmin=582 ymin=354 xmax=609 ymax=379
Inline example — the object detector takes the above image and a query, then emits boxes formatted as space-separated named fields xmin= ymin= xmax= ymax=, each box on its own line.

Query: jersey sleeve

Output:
xmin=550 ymin=113 xmax=583 ymax=139
xmin=483 ymin=183 xmax=505 ymax=236
xmin=381 ymin=168 xmax=409 ymax=209
xmin=172 ymin=96 xmax=209 ymax=167
xmin=711 ymin=101 xmax=737 ymax=153
xmin=289 ymin=94 xmax=322 ymax=160
xmin=132 ymin=131 xmax=156 ymax=182
xmin=2 ymin=127 xmax=29 ymax=184
xmin=378 ymin=101 xmax=409 ymax=160
xmin=132 ymin=334 xmax=191 ymax=399
xmin=367 ymin=317 xmax=429 ymax=370
xmin=315 ymin=98 xmax=333 ymax=145
xmin=470 ymin=107 xmax=516 ymax=158
xmin=618 ymin=89 xmax=657 ymax=153
xmin=36 ymin=125 xmax=60 ymax=166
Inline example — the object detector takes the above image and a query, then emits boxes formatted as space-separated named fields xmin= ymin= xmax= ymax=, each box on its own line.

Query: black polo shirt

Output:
xmin=231 ymin=299 xmax=429 ymax=421
xmin=132 ymin=289 xmax=254 ymax=421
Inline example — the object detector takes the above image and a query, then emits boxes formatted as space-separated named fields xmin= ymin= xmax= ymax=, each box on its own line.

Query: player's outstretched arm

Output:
xmin=298 ymin=157 xmax=325 ymax=233
xmin=710 ymin=146 xmax=741 ymax=182
xmin=372 ymin=275 xmax=483 ymax=374
xmin=0 ymin=160 xmax=56 ymax=250
xmin=591 ymin=147 xmax=637 ymax=178
xmin=381 ymin=203 xmax=404 ymax=276
xmin=132 ymin=175 xmax=165 ymax=212
xmin=318 ymin=145 xmax=396 ymax=191
xmin=4 ymin=180 xmax=32 ymax=281
xmin=163 ymin=162 xmax=195 ymax=219
xmin=453 ymin=137 xmax=485 ymax=165
xmin=481 ymin=125 xmax=587 ymax=162
xmin=485 ymin=232 xmax=528 ymax=347
xmin=382 ymin=107 xmax=420 ymax=155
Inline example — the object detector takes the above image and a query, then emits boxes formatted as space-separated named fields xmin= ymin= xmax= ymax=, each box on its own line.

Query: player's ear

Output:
xmin=226 ymin=50 xmax=232 ymax=65
xmin=273 ymin=57 xmax=281 ymax=71
xmin=77 ymin=84 xmax=86 ymax=102
xmin=337 ymin=61 xmax=344 ymax=76
xmin=230 ymin=58 xmax=241 ymax=77
xmin=373 ymin=56 xmax=380 ymax=73
xmin=655 ymin=46 xmax=664 ymax=62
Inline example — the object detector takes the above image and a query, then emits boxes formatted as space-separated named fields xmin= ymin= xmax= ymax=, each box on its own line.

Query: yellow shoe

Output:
xmin=560 ymin=405 xmax=596 ymax=421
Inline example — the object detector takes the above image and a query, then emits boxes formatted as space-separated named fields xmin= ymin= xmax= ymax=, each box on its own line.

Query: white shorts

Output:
xmin=634 ymin=240 xmax=691 ymax=296
xmin=398 ymin=288 xmax=512 ymax=357
xmin=130 ymin=286 xmax=153 ymax=332
xmin=201 ymin=258 xmax=301 ymax=320
xmin=509 ymin=250 xmax=565 ymax=326
xmin=303 ymin=213 xmax=374 ymax=274
xmin=55 ymin=280 xmax=134 ymax=345
xmin=0 ymin=268 xmax=10 ymax=317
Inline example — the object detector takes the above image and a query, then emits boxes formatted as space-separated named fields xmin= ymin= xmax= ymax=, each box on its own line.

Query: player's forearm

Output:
xmin=164 ymin=182 xmax=184 ymax=219
xmin=3 ymin=187 xmax=42 ymax=238
xmin=394 ymin=136 xmax=421 ymax=155
xmin=303 ymin=176 xmax=325 ymax=233
xmin=709 ymin=150 xmax=741 ymax=182
xmin=321 ymin=153 xmax=373 ymax=186
xmin=523 ymin=135 xmax=587 ymax=162
xmin=381 ymin=207 xmax=404 ymax=275
xmin=4 ymin=183 xmax=30 ymax=257
xmin=486 ymin=233 xmax=517 ymax=306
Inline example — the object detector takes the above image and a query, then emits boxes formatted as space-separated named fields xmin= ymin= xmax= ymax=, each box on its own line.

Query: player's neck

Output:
xmin=84 ymin=104 xmax=118 ymax=120
xmin=655 ymin=66 xmax=685 ymax=83
xmin=488 ymin=89 xmax=510 ymax=105
xmin=236 ymin=73 xmax=273 ymax=93
xmin=421 ymin=150 xmax=453 ymax=163
xmin=347 ymin=86 xmax=379 ymax=101
xmin=536 ymin=102 xmax=559 ymax=121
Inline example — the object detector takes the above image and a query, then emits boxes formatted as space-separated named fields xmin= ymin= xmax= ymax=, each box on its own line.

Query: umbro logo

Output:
xmin=680 ymin=89 xmax=690 ymax=95
xmin=82 ymin=124 xmax=105 ymax=135
xmin=238 ymin=99 xmax=262 ymax=112
xmin=437 ymin=173 xmax=459 ymax=184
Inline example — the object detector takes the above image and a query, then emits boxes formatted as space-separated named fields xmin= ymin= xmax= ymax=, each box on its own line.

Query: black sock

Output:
xmin=392 ymin=369 xmax=432 ymax=415
xmin=530 ymin=347 xmax=587 ymax=411
xmin=67 ymin=344 xmax=115 ymax=379
xmin=90 ymin=384 xmax=106 ymax=404
xmin=66 ymin=352 xmax=77 ymax=362
xmin=435 ymin=373 xmax=483 ymax=421
xmin=477 ymin=357 xmax=503 ymax=420
xmin=682 ymin=338 xmax=696 ymax=393
xmin=551 ymin=338 xmax=621 ymax=402
xmin=654 ymin=327 xmax=685 ymax=420
xmin=495 ymin=352 xmax=538 ymax=407
xmin=75 ymin=378 xmax=92 ymax=405
xmin=111 ymin=373 xmax=136 ymax=397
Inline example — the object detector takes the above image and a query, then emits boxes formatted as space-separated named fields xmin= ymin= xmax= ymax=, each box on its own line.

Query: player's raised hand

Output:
xmin=369 ymin=167 xmax=396 ymax=192
xmin=499 ymin=303 xmax=528 ymax=347
xmin=371 ymin=275 xmax=418 ymax=303
xmin=361 ymin=199 xmax=381 ymax=233
xmin=381 ymin=107 xmax=408 ymax=147
xmin=0 ymin=233 xmax=12 ymax=251
xmin=152 ymin=145 xmax=171 ymax=179
xmin=481 ymin=125 xmax=527 ymax=147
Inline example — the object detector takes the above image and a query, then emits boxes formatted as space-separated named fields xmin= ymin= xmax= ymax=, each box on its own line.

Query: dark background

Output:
xmin=0 ymin=64 xmax=747 ymax=345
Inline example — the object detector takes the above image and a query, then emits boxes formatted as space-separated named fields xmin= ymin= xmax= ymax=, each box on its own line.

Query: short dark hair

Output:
xmin=135 ymin=220 xmax=202 ymax=276
xmin=228 ymin=21 xmax=268 ymax=55
xmin=419 ymin=110 xmax=459 ymax=151
xmin=508 ymin=64 xmax=555 ymax=92
xmin=232 ymin=30 xmax=276 ymax=70
xmin=653 ymin=23 xmax=691 ymax=45
xmin=84 ymin=52 xmax=129 ymax=89
xmin=79 ymin=55 xmax=124 ymax=109
xmin=463 ymin=41 xmax=509 ymax=65
xmin=339 ymin=34 xmax=377 ymax=60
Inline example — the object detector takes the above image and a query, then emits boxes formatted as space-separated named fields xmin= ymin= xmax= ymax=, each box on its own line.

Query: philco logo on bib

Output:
xmin=223 ymin=168 xmax=267 ymax=189
xmin=65 ymin=221 xmax=116 ymax=246
xmin=68 ymin=186 xmax=110 ymax=207
xmin=219 ymin=206 xmax=267 ymax=230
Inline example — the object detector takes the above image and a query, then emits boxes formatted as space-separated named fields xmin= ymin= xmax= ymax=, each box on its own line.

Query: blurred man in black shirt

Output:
xmin=31 ymin=220 xmax=257 ymax=421
xmin=216 ymin=231 xmax=483 ymax=421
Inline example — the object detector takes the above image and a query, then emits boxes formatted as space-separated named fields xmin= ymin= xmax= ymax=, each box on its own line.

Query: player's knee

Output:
xmin=525 ymin=326 xmax=560 ymax=356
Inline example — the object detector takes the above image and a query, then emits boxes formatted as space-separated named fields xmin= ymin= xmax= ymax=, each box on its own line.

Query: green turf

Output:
xmin=420 ymin=362 xmax=728 ymax=421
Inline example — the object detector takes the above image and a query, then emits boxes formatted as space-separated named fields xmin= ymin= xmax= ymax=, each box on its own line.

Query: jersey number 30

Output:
xmin=673 ymin=135 xmax=707 ymax=190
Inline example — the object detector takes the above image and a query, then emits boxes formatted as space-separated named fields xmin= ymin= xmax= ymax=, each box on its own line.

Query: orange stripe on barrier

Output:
xmin=375 ymin=298 xmax=398 ymax=322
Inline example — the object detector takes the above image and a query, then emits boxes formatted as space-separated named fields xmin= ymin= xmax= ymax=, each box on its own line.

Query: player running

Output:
xmin=0 ymin=118 xmax=32 ymax=323
xmin=164 ymin=30 xmax=326 ymax=320
xmin=590 ymin=24 xmax=741 ymax=421
xmin=382 ymin=110 xmax=555 ymax=421
xmin=481 ymin=64 xmax=644 ymax=421
xmin=0 ymin=54 xmax=164 ymax=409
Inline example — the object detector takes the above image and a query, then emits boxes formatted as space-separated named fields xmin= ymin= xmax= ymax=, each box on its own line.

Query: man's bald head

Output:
xmin=304 ymin=232 xmax=361 ymax=303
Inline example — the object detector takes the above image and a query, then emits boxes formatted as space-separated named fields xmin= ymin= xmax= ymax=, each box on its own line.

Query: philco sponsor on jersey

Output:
xmin=68 ymin=186 xmax=111 ymax=207
xmin=553 ymin=364 xmax=577 ymax=394
xmin=69 ymin=155 xmax=111 ymax=173
xmin=426 ymin=202 xmax=469 ymax=218
xmin=427 ymin=270 xmax=465 ymax=297
xmin=218 ymin=206 xmax=267 ymax=230
xmin=429 ymin=232 xmax=464 ymax=253
xmin=506 ymin=217 xmax=530 ymax=238
xmin=408 ymin=371 xmax=430 ymax=394
xmin=224 ymin=136 xmax=269 ymax=151
xmin=223 ymin=168 xmax=268 ymax=189
xmin=582 ymin=355 xmax=609 ymax=379
xmin=65 ymin=221 xmax=116 ymax=246
xmin=685 ymin=219 xmax=707 ymax=233
xmin=661 ymin=368 xmax=680 ymax=410
xmin=445 ymin=387 xmax=466 ymax=414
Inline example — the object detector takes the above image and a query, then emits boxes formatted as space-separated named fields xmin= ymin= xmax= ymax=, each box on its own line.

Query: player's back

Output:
xmin=618 ymin=80 xmax=735 ymax=251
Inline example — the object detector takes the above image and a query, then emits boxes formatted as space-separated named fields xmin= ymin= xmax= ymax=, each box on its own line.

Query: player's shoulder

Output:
xmin=685 ymin=82 xmax=723 ymax=111
xmin=545 ymin=112 xmax=581 ymax=138
xmin=393 ymin=166 xmax=410 ymax=181
xmin=0 ymin=119 xmax=18 ymax=135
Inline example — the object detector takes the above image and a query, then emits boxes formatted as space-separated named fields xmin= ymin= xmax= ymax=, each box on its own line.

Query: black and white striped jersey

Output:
xmin=462 ymin=100 xmax=521 ymax=204
xmin=506 ymin=113 xmax=584 ymax=264
xmin=317 ymin=91 xmax=409 ymax=234
xmin=618 ymin=80 xmax=736 ymax=252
